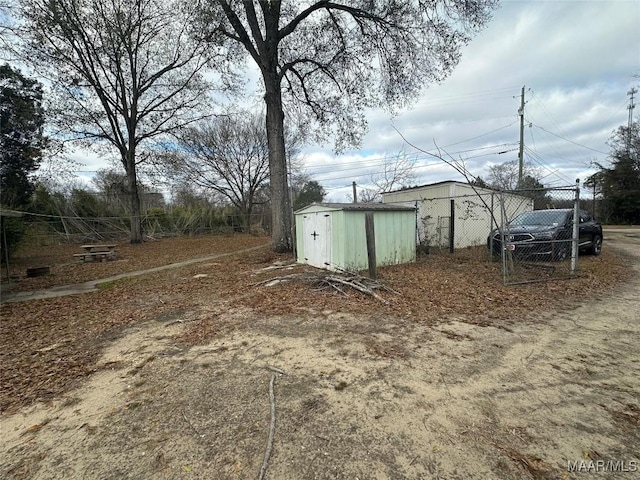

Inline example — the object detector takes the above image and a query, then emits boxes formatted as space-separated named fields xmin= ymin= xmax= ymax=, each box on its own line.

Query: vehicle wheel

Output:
xmin=552 ymin=243 xmax=570 ymax=262
xmin=589 ymin=234 xmax=602 ymax=256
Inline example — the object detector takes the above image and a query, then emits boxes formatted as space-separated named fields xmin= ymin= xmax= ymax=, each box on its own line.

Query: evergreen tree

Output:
xmin=519 ymin=175 xmax=552 ymax=210
xmin=597 ymin=122 xmax=640 ymax=224
xmin=0 ymin=63 xmax=46 ymax=208
xmin=469 ymin=176 xmax=490 ymax=189
xmin=293 ymin=181 xmax=326 ymax=210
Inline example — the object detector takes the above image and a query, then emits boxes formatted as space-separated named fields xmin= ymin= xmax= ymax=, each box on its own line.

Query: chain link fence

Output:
xmin=9 ymin=211 xmax=270 ymax=248
xmin=492 ymin=186 xmax=580 ymax=285
xmin=416 ymin=190 xmax=533 ymax=254
xmin=384 ymin=183 xmax=585 ymax=285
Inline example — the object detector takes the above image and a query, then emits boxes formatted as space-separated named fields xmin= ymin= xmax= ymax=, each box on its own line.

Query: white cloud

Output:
xmin=46 ymin=0 xmax=639 ymax=203
xmin=301 ymin=0 xmax=640 ymax=200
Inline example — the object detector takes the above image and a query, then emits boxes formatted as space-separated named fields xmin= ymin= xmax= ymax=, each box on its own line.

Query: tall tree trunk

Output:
xmin=125 ymin=150 xmax=143 ymax=244
xmin=264 ymin=72 xmax=292 ymax=252
xmin=245 ymin=202 xmax=253 ymax=233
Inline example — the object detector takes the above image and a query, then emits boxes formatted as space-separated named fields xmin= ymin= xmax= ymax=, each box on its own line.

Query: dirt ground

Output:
xmin=1 ymin=230 xmax=639 ymax=479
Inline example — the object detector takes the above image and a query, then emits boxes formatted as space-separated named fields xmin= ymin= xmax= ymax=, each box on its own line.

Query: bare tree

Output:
xmin=0 ymin=2 xmax=16 ymax=58
xmin=14 ymin=0 xmax=224 ymax=242
xmin=167 ymin=112 xmax=304 ymax=225
xmin=357 ymin=152 xmax=417 ymax=203
xmin=91 ymin=168 xmax=130 ymax=213
xmin=487 ymin=159 xmax=540 ymax=191
xmin=170 ymin=114 xmax=271 ymax=227
xmin=198 ymin=0 xmax=499 ymax=251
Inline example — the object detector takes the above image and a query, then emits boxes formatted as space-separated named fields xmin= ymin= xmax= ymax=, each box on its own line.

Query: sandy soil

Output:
xmin=1 ymin=230 xmax=639 ymax=479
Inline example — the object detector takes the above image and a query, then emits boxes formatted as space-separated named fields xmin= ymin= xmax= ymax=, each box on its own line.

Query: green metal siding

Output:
xmin=373 ymin=211 xmax=416 ymax=266
xmin=329 ymin=210 xmax=344 ymax=268
xmin=341 ymin=211 xmax=366 ymax=270
xmin=295 ymin=205 xmax=416 ymax=271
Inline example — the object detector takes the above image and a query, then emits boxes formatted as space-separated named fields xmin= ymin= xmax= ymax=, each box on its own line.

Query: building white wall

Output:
xmin=383 ymin=182 xmax=533 ymax=249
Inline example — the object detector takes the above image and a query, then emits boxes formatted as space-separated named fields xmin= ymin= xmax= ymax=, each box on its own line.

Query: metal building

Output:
xmin=382 ymin=181 xmax=533 ymax=250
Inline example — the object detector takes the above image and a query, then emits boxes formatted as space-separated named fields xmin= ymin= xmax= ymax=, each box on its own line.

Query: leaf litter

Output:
xmin=1 ymin=235 xmax=633 ymax=415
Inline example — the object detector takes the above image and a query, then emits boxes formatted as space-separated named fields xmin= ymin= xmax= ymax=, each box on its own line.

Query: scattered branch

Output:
xmin=267 ymin=365 xmax=286 ymax=375
xmin=250 ymin=273 xmax=307 ymax=287
xmin=324 ymin=276 xmax=389 ymax=304
xmin=181 ymin=409 xmax=204 ymax=438
xmin=258 ymin=373 xmax=277 ymax=480
xmin=252 ymin=269 xmax=399 ymax=304
xmin=252 ymin=261 xmax=297 ymax=274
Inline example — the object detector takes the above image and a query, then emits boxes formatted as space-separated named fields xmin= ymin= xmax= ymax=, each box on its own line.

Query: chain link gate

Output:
xmin=490 ymin=184 xmax=581 ymax=285
xmin=383 ymin=181 xmax=588 ymax=286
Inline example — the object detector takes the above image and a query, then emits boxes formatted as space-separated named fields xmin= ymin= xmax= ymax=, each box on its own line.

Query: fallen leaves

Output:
xmin=0 ymin=235 xmax=635 ymax=415
xmin=6 ymin=235 xmax=268 ymax=292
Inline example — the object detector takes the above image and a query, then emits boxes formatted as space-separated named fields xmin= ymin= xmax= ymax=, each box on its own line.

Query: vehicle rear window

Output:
xmin=510 ymin=211 xmax=568 ymax=226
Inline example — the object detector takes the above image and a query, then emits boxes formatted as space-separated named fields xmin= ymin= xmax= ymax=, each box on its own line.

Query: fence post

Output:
xmin=449 ymin=199 xmax=455 ymax=254
xmin=365 ymin=212 xmax=376 ymax=279
xmin=2 ymin=217 xmax=10 ymax=282
xmin=489 ymin=193 xmax=495 ymax=261
xmin=414 ymin=201 xmax=420 ymax=249
xmin=571 ymin=179 xmax=580 ymax=274
xmin=499 ymin=192 xmax=515 ymax=284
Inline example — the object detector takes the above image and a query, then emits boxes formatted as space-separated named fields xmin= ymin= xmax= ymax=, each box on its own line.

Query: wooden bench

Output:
xmin=74 ymin=244 xmax=117 ymax=262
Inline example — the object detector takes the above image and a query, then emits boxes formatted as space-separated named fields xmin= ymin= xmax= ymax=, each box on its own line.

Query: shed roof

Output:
xmin=295 ymin=202 xmax=415 ymax=214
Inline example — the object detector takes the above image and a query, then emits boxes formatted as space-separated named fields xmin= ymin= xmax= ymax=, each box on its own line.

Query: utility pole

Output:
xmin=518 ymin=85 xmax=525 ymax=188
xmin=627 ymin=87 xmax=637 ymax=155
xmin=352 ymin=181 xmax=357 ymax=203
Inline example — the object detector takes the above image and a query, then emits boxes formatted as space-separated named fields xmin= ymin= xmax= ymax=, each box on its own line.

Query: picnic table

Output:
xmin=74 ymin=244 xmax=117 ymax=262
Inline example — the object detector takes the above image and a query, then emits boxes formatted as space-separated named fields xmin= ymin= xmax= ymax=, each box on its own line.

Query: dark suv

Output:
xmin=488 ymin=209 xmax=603 ymax=261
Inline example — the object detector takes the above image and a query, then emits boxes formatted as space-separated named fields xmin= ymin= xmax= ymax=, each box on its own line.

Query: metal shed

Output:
xmin=295 ymin=203 xmax=416 ymax=271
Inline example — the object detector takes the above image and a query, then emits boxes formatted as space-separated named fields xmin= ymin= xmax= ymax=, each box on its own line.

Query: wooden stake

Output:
xmin=365 ymin=212 xmax=376 ymax=280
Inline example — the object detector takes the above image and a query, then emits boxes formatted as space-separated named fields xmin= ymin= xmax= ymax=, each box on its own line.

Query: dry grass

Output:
xmin=0 ymin=234 xmax=635 ymax=414
xmin=3 ymin=234 xmax=268 ymax=291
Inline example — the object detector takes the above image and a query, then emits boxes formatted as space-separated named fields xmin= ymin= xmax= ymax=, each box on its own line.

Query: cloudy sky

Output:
xmin=300 ymin=0 xmax=640 ymax=201
xmin=65 ymin=0 xmax=639 ymax=202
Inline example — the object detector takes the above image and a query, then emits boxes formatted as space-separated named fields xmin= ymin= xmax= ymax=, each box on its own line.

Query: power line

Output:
xmin=528 ymin=88 xmax=624 ymax=158
xmin=582 ymin=99 xmax=629 ymax=146
xmin=416 ymin=86 xmax=520 ymax=105
xmin=435 ymin=120 xmax=519 ymax=148
xmin=529 ymin=124 xmax=609 ymax=155
xmin=311 ymin=147 xmax=519 ymax=184
xmin=529 ymin=91 xmax=568 ymax=140
xmin=524 ymin=146 xmax=574 ymax=185
xmin=304 ymin=142 xmax=517 ymax=175
xmin=524 ymin=140 xmax=593 ymax=168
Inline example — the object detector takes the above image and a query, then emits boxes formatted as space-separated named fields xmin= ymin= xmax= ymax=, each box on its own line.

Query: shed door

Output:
xmin=302 ymin=212 xmax=332 ymax=269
